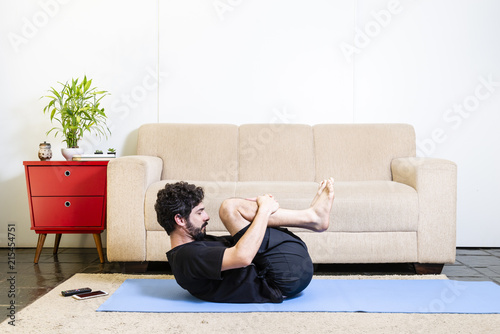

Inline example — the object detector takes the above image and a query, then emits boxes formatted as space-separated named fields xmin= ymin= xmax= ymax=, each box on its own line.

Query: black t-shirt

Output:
xmin=166 ymin=235 xmax=283 ymax=303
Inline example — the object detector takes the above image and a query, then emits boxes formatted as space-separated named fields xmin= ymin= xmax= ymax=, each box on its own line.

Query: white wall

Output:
xmin=1 ymin=0 xmax=499 ymax=248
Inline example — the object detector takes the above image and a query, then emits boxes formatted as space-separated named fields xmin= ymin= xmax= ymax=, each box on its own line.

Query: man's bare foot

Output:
xmin=309 ymin=177 xmax=334 ymax=232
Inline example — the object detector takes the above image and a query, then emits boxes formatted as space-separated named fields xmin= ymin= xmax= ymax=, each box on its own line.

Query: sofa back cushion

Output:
xmin=137 ymin=123 xmax=416 ymax=182
xmin=137 ymin=124 xmax=239 ymax=181
xmin=313 ymin=124 xmax=416 ymax=181
xmin=238 ymin=124 xmax=315 ymax=181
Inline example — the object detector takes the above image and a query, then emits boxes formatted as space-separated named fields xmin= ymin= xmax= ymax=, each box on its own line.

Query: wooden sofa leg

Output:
xmin=120 ymin=262 xmax=149 ymax=273
xmin=414 ymin=263 xmax=444 ymax=275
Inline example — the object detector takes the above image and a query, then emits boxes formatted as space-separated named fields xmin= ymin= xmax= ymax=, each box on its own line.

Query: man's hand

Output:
xmin=256 ymin=194 xmax=279 ymax=215
xmin=221 ymin=194 xmax=279 ymax=272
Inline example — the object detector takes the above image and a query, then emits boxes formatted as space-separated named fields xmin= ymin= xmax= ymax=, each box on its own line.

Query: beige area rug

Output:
xmin=1 ymin=273 xmax=499 ymax=334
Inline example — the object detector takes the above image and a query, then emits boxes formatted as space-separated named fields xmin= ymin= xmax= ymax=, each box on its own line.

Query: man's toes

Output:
xmin=317 ymin=180 xmax=326 ymax=194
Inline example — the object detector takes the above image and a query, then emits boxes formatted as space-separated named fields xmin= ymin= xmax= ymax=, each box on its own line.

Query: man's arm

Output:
xmin=220 ymin=195 xmax=278 ymax=271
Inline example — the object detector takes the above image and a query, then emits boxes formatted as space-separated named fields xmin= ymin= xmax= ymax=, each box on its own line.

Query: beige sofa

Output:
xmin=106 ymin=123 xmax=457 ymax=274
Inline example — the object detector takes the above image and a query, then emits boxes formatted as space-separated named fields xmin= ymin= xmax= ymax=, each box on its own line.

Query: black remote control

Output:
xmin=61 ymin=288 xmax=92 ymax=297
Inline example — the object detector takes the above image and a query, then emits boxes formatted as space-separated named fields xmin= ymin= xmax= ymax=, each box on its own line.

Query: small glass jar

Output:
xmin=38 ymin=141 xmax=52 ymax=161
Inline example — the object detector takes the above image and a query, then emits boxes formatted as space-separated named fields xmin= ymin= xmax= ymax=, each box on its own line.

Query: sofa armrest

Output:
xmin=106 ymin=155 xmax=163 ymax=262
xmin=391 ymin=157 xmax=457 ymax=264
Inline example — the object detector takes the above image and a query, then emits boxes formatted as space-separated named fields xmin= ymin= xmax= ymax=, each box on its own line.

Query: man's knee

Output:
xmin=219 ymin=198 xmax=238 ymax=222
xmin=219 ymin=198 xmax=259 ymax=236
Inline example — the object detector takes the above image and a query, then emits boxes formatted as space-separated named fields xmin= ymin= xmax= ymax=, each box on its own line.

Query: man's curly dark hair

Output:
xmin=155 ymin=181 xmax=205 ymax=235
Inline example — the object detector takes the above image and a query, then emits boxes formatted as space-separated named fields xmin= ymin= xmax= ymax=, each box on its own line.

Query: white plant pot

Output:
xmin=61 ymin=147 xmax=84 ymax=161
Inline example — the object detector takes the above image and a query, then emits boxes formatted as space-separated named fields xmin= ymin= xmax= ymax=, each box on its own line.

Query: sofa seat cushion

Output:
xmin=325 ymin=181 xmax=418 ymax=233
xmin=145 ymin=180 xmax=418 ymax=234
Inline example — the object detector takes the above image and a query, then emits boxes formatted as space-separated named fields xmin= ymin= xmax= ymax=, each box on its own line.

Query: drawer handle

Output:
xmin=64 ymin=201 xmax=71 ymax=207
xmin=64 ymin=170 xmax=71 ymax=177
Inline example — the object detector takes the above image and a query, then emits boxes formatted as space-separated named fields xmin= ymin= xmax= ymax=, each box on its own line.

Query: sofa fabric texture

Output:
xmin=107 ymin=123 xmax=457 ymax=265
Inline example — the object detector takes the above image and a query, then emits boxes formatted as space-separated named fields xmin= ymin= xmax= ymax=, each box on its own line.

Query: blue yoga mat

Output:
xmin=97 ymin=278 xmax=500 ymax=314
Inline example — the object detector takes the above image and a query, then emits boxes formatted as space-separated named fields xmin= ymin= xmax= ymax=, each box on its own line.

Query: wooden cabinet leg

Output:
xmin=53 ymin=234 xmax=62 ymax=254
xmin=34 ymin=234 xmax=47 ymax=264
xmin=93 ymin=233 xmax=105 ymax=263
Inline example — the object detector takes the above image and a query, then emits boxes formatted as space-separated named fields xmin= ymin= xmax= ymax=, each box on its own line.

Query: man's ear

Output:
xmin=174 ymin=214 xmax=186 ymax=227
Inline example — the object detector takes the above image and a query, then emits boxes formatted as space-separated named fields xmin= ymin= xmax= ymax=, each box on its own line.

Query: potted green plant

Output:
xmin=42 ymin=76 xmax=110 ymax=160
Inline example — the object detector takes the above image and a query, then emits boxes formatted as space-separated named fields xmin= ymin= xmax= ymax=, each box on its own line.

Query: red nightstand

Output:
xmin=23 ymin=161 xmax=108 ymax=263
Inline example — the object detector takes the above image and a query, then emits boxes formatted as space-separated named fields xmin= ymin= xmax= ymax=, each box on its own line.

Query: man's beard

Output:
xmin=186 ymin=219 xmax=208 ymax=241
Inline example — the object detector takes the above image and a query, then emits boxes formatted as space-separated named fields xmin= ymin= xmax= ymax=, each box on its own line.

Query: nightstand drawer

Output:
xmin=28 ymin=166 xmax=107 ymax=196
xmin=31 ymin=197 xmax=105 ymax=228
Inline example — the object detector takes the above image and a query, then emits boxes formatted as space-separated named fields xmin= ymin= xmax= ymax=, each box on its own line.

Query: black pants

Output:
xmin=233 ymin=226 xmax=314 ymax=297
